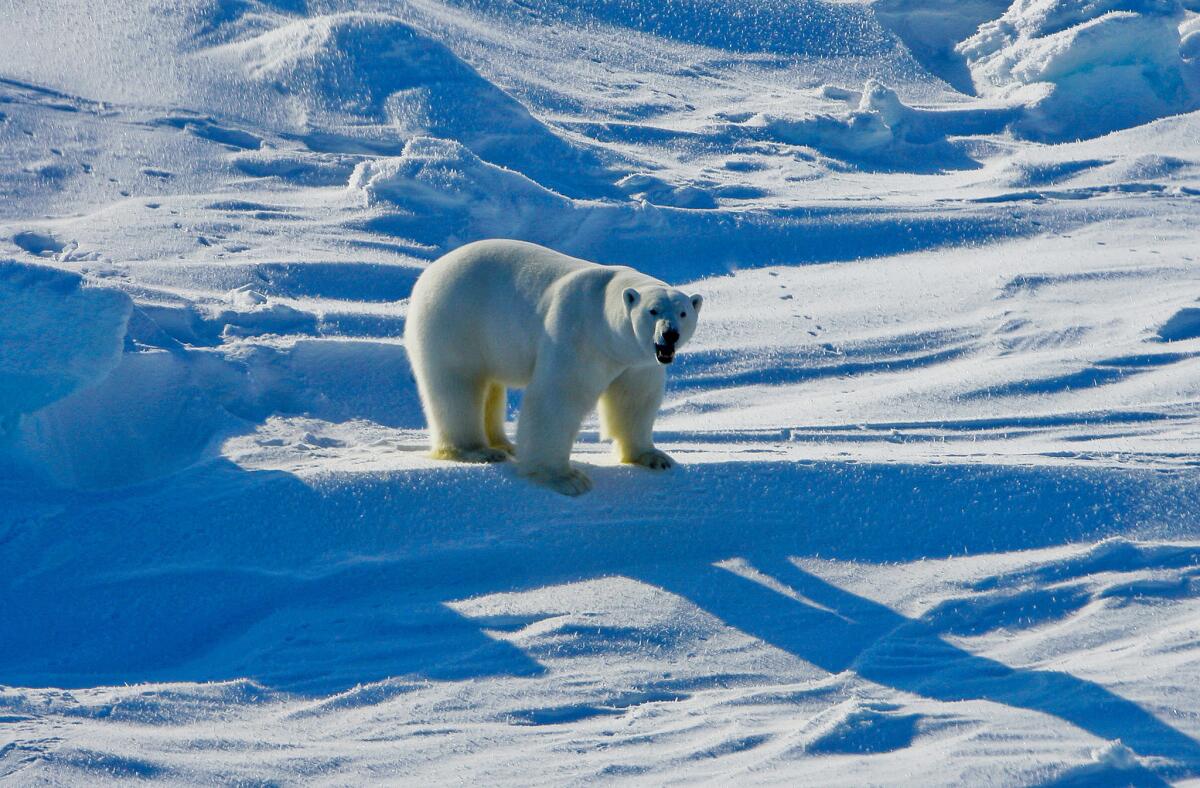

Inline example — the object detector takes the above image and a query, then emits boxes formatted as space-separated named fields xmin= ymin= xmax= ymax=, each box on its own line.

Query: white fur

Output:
xmin=405 ymin=239 xmax=702 ymax=495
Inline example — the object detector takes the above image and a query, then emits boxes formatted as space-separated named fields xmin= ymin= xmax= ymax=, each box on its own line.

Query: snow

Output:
xmin=3 ymin=0 xmax=1200 ymax=783
xmin=958 ymin=0 xmax=1200 ymax=139
xmin=0 ymin=262 xmax=131 ymax=428
xmin=211 ymin=11 xmax=611 ymax=196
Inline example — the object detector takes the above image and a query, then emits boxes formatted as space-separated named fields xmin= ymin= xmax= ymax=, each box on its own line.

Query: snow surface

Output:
xmin=3 ymin=0 xmax=1200 ymax=783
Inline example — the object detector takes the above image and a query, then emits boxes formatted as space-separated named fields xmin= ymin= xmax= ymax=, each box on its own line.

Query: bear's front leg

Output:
xmin=516 ymin=361 xmax=606 ymax=496
xmin=598 ymin=364 xmax=673 ymax=470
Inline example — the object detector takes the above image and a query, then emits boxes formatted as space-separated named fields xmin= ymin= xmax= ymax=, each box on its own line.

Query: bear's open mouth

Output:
xmin=655 ymin=343 xmax=675 ymax=364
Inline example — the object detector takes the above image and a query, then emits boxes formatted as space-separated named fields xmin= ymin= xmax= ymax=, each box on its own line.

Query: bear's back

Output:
xmin=419 ymin=239 xmax=615 ymax=314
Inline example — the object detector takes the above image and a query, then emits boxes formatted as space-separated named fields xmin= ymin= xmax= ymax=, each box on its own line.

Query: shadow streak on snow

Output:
xmin=643 ymin=557 xmax=1200 ymax=775
xmin=3 ymin=458 xmax=1199 ymax=771
xmin=359 ymin=203 xmax=1035 ymax=283
xmin=666 ymin=342 xmax=974 ymax=392
xmin=962 ymin=351 xmax=1200 ymax=400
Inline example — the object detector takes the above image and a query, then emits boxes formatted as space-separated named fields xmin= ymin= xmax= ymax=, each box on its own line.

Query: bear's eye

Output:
xmin=649 ymin=309 xmax=658 ymax=316
xmin=680 ymin=311 xmax=687 ymax=318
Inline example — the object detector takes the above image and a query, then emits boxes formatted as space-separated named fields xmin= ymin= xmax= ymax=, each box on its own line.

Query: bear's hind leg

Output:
xmin=424 ymin=371 xmax=509 ymax=463
xmin=484 ymin=382 xmax=516 ymax=455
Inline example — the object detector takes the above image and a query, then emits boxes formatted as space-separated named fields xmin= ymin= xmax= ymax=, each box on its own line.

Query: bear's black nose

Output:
xmin=662 ymin=328 xmax=680 ymax=345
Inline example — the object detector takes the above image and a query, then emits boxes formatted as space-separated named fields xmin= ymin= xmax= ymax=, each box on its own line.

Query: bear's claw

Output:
xmin=630 ymin=448 xmax=674 ymax=470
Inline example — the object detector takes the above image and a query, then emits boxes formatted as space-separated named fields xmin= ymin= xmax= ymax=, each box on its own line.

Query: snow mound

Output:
xmin=5 ymin=334 xmax=420 ymax=489
xmin=7 ymin=350 xmax=250 ymax=489
xmin=0 ymin=261 xmax=414 ymax=488
xmin=616 ymin=173 xmax=718 ymax=209
xmin=1047 ymin=741 xmax=1150 ymax=783
xmin=205 ymin=288 xmax=318 ymax=340
xmin=344 ymin=134 xmax=1021 ymax=277
xmin=348 ymin=136 xmax=576 ymax=247
xmin=751 ymin=80 xmax=1012 ymax=170
xmin=0 ymin=262 xmax=131 ymax=429
xmin=217 ymin=12 xmax=609 ymax=197
xmin=957 ymin=0 xmax=1200 ymax=140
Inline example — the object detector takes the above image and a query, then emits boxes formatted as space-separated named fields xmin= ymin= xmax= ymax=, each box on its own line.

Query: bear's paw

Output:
xmin=526 ymin=466 xmax=593 ymax=496
xmin=629 ymin=448 xmax=674 ymax=470
xmin=431 ymin=445 xmax=512 ymax=463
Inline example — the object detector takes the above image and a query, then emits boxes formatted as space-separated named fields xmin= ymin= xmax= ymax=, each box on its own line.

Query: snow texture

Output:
xmin=0 ymin=262 xmax=131 ymax=428
xmin=3 ymin=0 xmax=1200 ymax=783
xmin=958 ymin=0 xmax=1200 ymax=139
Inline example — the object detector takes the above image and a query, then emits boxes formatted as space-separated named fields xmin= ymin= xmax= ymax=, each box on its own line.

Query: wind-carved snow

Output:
xmin=958 ymin=0 xmax=1200 ymax=140
xmin=3 ymin=0 xmax=1200 ymax=783
xmin=209 ymin=11 xmax=613 ymax=197
xmin=0 ymin=262 xmax=131 ymax=428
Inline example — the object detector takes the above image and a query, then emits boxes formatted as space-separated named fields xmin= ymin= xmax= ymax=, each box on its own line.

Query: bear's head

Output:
xmin=623 ymin=286 xmax=702 ymax=364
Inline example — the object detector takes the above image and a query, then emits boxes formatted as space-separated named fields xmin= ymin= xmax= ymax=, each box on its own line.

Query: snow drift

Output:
xmin=957 ymin=0 xmax=1200 ymax=140
xmin=749 ymin=79 xmax=1014 ymax=170
xmin=213 ymin=12 xmax=612 ymax=197
xmin=348 ymin=136 xmax=576 ymax=243
xmin=0 ymin=262 xmax=131 ymax=429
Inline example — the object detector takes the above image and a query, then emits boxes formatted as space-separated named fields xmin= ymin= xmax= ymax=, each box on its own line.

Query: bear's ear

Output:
xmin=623 ymin=288 xmax=640 ymax=309
xmin=690 ymin=294 xmax=703 ymax=312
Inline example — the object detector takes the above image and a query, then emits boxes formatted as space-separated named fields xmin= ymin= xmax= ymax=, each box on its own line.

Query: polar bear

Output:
xmin=405 ymin=239 xmax=702 ymax=495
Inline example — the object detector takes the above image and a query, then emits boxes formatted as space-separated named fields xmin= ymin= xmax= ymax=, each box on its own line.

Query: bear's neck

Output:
xmin=603 ymin=269 xmax=659 ymax=367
